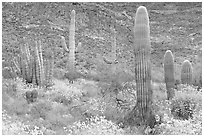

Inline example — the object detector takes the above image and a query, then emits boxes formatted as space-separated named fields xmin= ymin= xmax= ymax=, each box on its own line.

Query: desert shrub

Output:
xmin=2 ymin=67 xmax=17 ymax=79
xmin=64 ymin=71 xmax=83 ymax=83
xmin=2 ymin=79 xmax=18 ymax=97
xmin=53 ymin=68 xmax=66 ymax=80
xmin=81 ymin=97 xmax=107 ymax=117
xmin=66 ymin=115 xmax=125 ymax=135
xmin=154 ymin=110 xmax=202 ymax=135
xmin=30 ymin=100 xmax=52 ymax=120
xmin=3 ymin=95 xmax=29 ymax=116
xmin=44 ymin=102 xmax=74 ymax=132
xmin=2 ymin=79 xmax=29 ymax=115
xmin=52 ymin=94 xmax=72 ymax=106
xmin=170 ymin=84 xmax=202 ymax=120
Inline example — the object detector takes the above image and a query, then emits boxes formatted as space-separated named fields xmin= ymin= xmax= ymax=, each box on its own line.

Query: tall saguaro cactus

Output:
xmin=126 ymin=6 xmax=152 ymax=126
xmin=68 ymin=9 xmax=76 ymax=72
xmin=181 ymin=60 xmax=193 ymax=85
xmin=164 ymin=50 xmax=175 ymax=100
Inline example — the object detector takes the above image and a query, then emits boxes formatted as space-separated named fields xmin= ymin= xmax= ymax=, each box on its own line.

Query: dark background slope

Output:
xmin=2 ymin=2 xmax=202 ymax=82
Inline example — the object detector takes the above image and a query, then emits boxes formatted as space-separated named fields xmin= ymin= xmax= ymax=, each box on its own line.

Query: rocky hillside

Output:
xmin=2 ymin=2 xmax=202 ymax=81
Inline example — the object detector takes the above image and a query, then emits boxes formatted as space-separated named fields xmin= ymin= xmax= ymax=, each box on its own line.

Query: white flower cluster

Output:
xmin=66 ymin=115 xmax=124 ymax=135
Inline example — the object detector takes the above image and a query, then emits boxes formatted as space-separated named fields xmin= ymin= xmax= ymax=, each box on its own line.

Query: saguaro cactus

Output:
xmin=181 ymin=60 xmax=193 ymax=85
xmin=126 ymin=6 xmax=152 ymax=127
xmin=68 ymin=9 xmax=76 ymax=72
xmin=164 ymin=50 xmax=175 ymax=100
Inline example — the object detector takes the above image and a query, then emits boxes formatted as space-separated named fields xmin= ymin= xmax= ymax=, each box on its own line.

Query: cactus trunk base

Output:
xmin=122 ymin=104 xmax=155 ymax=128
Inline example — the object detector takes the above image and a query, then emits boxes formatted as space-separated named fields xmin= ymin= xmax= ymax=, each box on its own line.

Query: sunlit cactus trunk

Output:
xmin=11 ymin=57 xmax=21 ymax=75
xmin=38 ymin=40 xmax=45 ymax=86
xmin=32 ymin=56 xmax=37 ymax=85
xmin=126 ymin=6 xmax=153 ymax=126
xmin=164 ymin=50 xmax=175 ymax=100
xmin=181 ymin=60 xmax=193 ymax=85
xmin=34 ymin=41 xmax=44 ymax=87
xmin=68 ymin=10 xmax=76 ymax=72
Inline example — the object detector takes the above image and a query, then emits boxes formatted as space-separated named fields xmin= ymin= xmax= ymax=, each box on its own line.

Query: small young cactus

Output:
xmin=164 ymin=50 xmax=175 ymax=100
xmin=181 ymin=60 xmax=193 ymax=85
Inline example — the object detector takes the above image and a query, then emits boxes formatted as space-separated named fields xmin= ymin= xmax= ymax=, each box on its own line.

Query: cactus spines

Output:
xmin=68 ymin=9 xmax=76 ymax=72
xmin=24 ymin=44 xmax=32 ymax=83
xmin=181 ymin=60 xmax=193 ymax=85
xmin=34 ymin=41 xmax=44 ymax=87
xmin=164 ymin=50 xmax=175 ymax=100
xmin=32 ymin=56 xmax=37 ymax=85
xmin=127 ymin=6 xmax=152 ymax=126
xmin=12 ymin=57 xmax=21 ymax=76
xmin=37 ymin=40 xmax=45 ymax=86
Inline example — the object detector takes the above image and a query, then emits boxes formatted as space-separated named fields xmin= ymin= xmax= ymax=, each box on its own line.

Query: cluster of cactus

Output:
xmin=164 ymin=50 xmax=175 ymax=100
xmin=163 ymin=52 xmax=194 ymax=99
xmin=14 ymin=39 xmax=53 ymax=88
xmin=19 ymin=43 xmax=33 ymax=83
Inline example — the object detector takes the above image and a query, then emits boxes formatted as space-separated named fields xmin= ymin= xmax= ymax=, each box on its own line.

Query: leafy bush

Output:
xmin=3 ymin=95 xmax=29 ymax=116
xmin=154 ymin=110 xmax=202 ymax=135
xmin=53 ymin=68 xmax=66 ymax=80
xmin=170 ymin=85 xmax=201 ymax=120
xmin=171 ymin=84 xmax=202 ymax=118
xmin=52 ymin=94 xmax=72 ymax=106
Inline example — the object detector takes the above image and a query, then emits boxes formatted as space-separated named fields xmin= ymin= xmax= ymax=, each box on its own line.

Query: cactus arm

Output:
xmin=61 ymin=35 xmax=69 ymax=52
xmin=103 ymin=56 xmax=114 ymax=64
